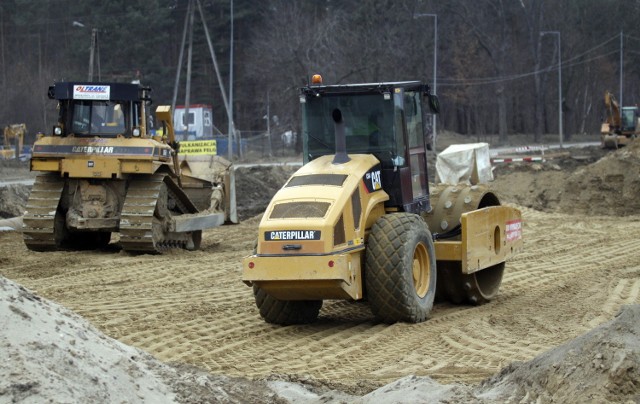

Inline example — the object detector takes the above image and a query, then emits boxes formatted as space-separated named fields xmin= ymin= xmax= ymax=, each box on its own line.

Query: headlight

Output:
xmin=53 ymin=126 xmax=62 ymax=136
xmin=132 ymin=127 xmax=141 ymax=137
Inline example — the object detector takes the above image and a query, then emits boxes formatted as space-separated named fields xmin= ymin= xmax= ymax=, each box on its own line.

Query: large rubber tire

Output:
xmin=253 ymin=285 xmax=322 ymax=325
xmin=365 ymin=213 xmax=437 ymax=323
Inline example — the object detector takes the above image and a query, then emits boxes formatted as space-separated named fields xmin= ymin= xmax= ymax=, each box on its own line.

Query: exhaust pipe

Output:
xmin=332 ymin=108 xmax=350 ymax=165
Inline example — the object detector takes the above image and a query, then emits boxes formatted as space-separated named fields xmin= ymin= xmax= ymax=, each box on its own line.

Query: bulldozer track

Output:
xmin=21 ymin=171 xmax=204 ymax=254
xmin=119 ymin=173 xmax=165 ymax=253
xmin=22 ymin=173 xmax=65 ymax=251
xmin=2 ymin=208 xmax=640 ymax=387
xmin=119 ymin=172 xmax=200 ymax=253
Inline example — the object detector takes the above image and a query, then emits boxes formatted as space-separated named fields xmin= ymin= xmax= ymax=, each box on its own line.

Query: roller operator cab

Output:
xmin=242 ymin=75 xmax=523 ymax=325
xmin=23 ymin=82 xmax=237 ymax=254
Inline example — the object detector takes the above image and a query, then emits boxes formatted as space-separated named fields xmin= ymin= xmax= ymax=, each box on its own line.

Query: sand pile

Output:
xmin=0 ymin=275 xmax=179 ymax=403
xmin=235 ymin=165 xmax=297 ymax=219
xmin=478 ymin=305 xmax=640 ymax=403
xmin=0 ymin=276 xmax=280 ymax=403
xmin=3 ymin=270 xmax=639 ymax=403
xmin=0 ymin=184 xmax=29 ymax=218
xmin=558 ymin=140 xmax=640 ymax=216
xmin=490 ymin=142 xmax=640 ymax=215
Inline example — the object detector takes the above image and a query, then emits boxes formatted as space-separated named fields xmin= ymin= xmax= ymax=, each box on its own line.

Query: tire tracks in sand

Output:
xmin=1 ymin=209 xmax=640 ymax=387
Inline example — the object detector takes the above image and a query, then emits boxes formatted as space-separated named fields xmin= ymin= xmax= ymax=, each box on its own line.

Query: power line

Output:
xmin=624 ymin=33 xmax=640 ymax=43
xmin=440 ymin=50 xmax=619 ymax=87
xmin=439 ymin=34 xmax=622 ymax=87
xmin=440 ymin=33 xmax=619 ymax=84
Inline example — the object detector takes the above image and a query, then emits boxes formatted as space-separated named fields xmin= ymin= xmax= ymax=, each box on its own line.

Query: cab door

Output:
xmin=404 ymin=91 xmax=428 ymax=199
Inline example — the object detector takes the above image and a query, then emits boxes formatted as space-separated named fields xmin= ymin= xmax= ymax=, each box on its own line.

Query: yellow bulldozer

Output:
xmin=242 ymin=75 xmax=523 ymax=324
xmin=23 ymin=82 xmax=237 ymax=253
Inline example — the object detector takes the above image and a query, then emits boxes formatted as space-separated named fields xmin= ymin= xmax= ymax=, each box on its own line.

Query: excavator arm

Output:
xmin=2 ymin=124 xmax=26 ymax=159
xmin=604 ymin=91 xmax=621 ymax=129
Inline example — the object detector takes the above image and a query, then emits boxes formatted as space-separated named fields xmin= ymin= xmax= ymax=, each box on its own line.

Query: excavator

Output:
xmin=1 ymin=123 xmax=26 ymax=160
xmin=23 ymin=81 xmax=237 ymax=253
xmin=242 ymin=75 xmax=523 ymax=325
xmin=601 ymin=90 xmax=638 ymax=148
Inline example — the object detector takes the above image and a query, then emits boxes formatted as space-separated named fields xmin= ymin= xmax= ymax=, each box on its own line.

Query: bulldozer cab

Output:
xmin=300 ymin=79 xmax=439 ymax=214
xmin=48 ymin=82 xmax=150 ymax=138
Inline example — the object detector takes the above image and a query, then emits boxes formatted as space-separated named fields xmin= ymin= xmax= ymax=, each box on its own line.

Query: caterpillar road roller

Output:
xmin=242 ymin=75 xmax=523 ymax=324
xmin=23 ymin=82 xmax=237 ymax=253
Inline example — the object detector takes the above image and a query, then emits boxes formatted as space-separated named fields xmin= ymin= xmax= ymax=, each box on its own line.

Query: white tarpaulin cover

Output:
xmin=435 ymin=142 xmax=493 ymax=184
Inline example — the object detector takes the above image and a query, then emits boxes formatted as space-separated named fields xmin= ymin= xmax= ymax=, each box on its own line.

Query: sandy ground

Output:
xmin=1 ymin=136 xmax=640 ymax=402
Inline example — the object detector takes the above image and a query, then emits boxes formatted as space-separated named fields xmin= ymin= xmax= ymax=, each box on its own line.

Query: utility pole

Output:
xmin=88 ymin=28 xmax=98 ymax=81
xmin=172 ymin=0 xmax=192 ymax=114
xmin=195 ymin=0 xmax=235 ymax=160
xmin=620 ymin=31 xmax=624 ymax=107
xmin=184 ymin=3 xmax=195 ymax=140
xmin=172 ymin=0 xmax=237 ymax=157
xmin=229 ymin=0 xmax=236 ymax=160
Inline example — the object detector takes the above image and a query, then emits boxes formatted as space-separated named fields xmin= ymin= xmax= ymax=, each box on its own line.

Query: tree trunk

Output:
xmin=497 ymin=82 xmax=508 ymax=143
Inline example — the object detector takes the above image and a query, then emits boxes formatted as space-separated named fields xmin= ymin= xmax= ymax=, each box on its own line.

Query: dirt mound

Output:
xmin=0 ymin=159 xmax=33 ymax=181
xmin=0 ymin=275 xmax=178 ymax=402
xmin=0 ymin=275 xmax=282 ymax=403
xmin=0 ymin=184 xmax=29 ymax=218
xmin=490 ymin=143 xmax=639 ymax=216
xmin=558 ymin=140 xmax=640 ymax=216
xmin=490 ymin=163 xmax=567 ymax=211
xmin=235 ymin=165 xmax=298 ymax=219
xmin=478 ymin=305 xmax=640 ymax=403
xmin=4 ymin=265 xmax=638 ymax=403
xmin=326 ymin=305 xmax=640 ymax=403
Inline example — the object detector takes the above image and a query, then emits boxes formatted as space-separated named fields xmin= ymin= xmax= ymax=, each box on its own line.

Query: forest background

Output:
xmin=1 ymin=0 xmax=639 ymax=149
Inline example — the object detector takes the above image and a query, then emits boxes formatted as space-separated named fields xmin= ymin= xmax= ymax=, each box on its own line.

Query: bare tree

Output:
xmin=445 ymin=0 xmax=517 ymax=143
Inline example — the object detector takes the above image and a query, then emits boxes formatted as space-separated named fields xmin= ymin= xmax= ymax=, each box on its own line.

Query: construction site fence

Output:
xmin=235 ymin=131 xmax=300 ymax=160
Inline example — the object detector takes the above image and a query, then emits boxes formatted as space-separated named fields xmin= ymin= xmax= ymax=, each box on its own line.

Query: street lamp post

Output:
xmin=620 ymin=30 xmax=623 ymax=106
xmin=414 ymin=13 xmax=438 ymax=151
xmin=540 ymin=31 xmax=563 ymax=148
xmin=73 ymin=21 xmax=100 ymax=82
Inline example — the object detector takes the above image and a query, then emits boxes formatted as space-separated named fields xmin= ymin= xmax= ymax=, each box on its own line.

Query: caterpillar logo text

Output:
xmin=265 ymin=230 xmax=321 ymax=241
xmin=71 ymin=146 xmax=114 ymax=154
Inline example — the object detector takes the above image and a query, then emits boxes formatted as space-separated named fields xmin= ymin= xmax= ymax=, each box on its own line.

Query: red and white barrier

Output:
xmin=491 ymin=156 xmax=544 ymax=164
xmin=490 ymin=144 xmax=547 ymax=164
xmin=489 ymin=145 xmax=547 ymax=157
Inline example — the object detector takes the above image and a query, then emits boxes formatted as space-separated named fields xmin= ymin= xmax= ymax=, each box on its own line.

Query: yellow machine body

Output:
xmin=242 ymin=77 xmax=522 ymax=325
xmin=1 ymin=123 xmax=26 ymax=160
xmin=243 ymin=155 xmax=523 ymax=301
xmin=30 ymin=135 xmax=172 ymax=178
xmin=433 ymin=206 xmax=523 ymax=274
xmin=23 ymin=81 xmax=236 ymax=253
xmin=601 ymin=91 xmax=639 ymax=149
xmin=244 ymin=154 xmax=387 ymax=300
